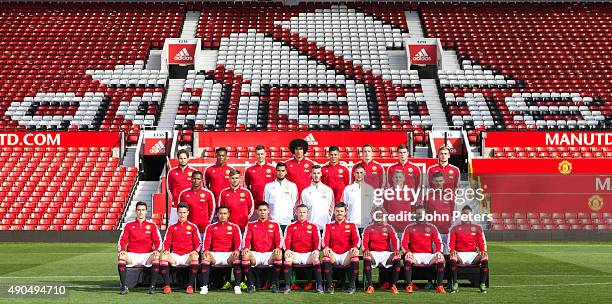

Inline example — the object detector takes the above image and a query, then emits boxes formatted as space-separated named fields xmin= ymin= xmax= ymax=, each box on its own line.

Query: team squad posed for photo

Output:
xmin=118 ymin=139 xmax=488 ymax=295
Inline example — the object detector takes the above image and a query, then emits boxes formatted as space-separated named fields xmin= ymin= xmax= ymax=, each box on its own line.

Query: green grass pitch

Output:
xmin=1 ymin=242 xmax=612 ymax=303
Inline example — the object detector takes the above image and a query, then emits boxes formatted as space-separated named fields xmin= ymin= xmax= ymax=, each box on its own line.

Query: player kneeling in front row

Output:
xmin=118 ymin=201 xmax=162 ymax=295
xmin=200 ymin=206 xmax=243 ymax=295
xmin=283 ymin=204 xmax=324 ymax=294
xmin=322 ymin=202 xmax=361 ymax=294
xmin=242 ymin=203 xmax=283 ymax=293
xmin=401 ymin=205 xmax=446 ymax=294
xmin=362 ymin=207 xmax=402 ymax=294
xmin=448 ymin=205 xmax=488 ymax=293
xmin=160 ymin=203 xmax=201 ymax=294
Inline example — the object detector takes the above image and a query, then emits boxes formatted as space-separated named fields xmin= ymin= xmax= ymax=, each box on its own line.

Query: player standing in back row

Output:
xmin=321 ymin=146 xmax=350 ymax=204
xmin=285 ymin=138 xmax=316 ymax=198
xmin=244 ymin=145 xmax=276 ymax=212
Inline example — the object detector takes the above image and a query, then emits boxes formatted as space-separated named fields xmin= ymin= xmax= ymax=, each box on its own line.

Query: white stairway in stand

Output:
xmin=421 ymin=79 xmax=448 ymax=128
xmin=122 ymin=181 xmax=159 ymax=227
xmin=157 ymin=79 xmax=184 ymax=130
xmin=181 ymin=11 xmax=200 ymax=38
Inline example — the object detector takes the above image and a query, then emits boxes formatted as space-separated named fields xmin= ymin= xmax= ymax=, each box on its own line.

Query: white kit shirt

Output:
xmin=342 ymin=182 xmax=375 ymax=228
xmin=264 ymin=178 xmax=298 ymax=225
xmin=301 ymin=182 xmax=334 ymax=230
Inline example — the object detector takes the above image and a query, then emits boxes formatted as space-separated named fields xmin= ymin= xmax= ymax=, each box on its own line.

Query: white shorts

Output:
xmin=412 ymin=253 xmax=436 ymax=265
xmin=210 ymin=252 xmax=233 ymax=266
xmin=126 ymin=252 xmax=153 ymax=267
xmin=291 ymin=252 xmax=314 ymax=265
xmin=251 ymin=251 xmax=273 ymax=267
xmin=370 ymin=251 xmax=394 ymax=268
xmin=440 ymin=234 xmax=449 ymax=255
xmin=457 ymin=252 xmax=479 ymax=265
xmin=169 ymin=253 xmax=191 ymax=266
xmin=331 ymin=251 xmax=350 ymax=266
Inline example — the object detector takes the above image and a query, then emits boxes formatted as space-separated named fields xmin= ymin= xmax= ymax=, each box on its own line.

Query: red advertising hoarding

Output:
xmin=197 ymin=131 xmax=409 ymax=149
xmin=485 ymin=131 xmax=612 ymax=148
xmin=0 ymin=132 xmax=121 ymax=148
xmin=472 ymin=158 xmax=612 ymax=214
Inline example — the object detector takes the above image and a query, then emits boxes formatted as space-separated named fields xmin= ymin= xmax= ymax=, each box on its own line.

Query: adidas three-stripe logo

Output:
xmin=304 ymin=133 xmax=318 ymax=145
xmin=415 ymin=49 xmax=429 ymax=57
xmin=177 ymin=48 xmax=190 ymax=57
xmin=149 ymin=140 xmax=166 ymax=154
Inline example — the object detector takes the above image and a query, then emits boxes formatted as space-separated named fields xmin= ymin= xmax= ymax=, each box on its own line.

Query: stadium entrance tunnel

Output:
xmin=141 ymin=155 xmax=167 ymax=181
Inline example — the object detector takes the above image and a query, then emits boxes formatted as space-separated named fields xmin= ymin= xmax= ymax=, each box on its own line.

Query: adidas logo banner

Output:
xmin=407 ymin=38 xmax=439 ymax=65
xmin=168 ymin=42 xmax=198 ymax=64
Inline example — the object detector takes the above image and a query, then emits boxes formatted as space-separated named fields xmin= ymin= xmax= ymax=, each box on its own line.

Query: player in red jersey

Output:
xmin=353 ymin=144 xmax=385 ymax=189
xmin=205 ymin=147 xmax=235 ymax=200
xmin=218 ymin=170 xmax=254 ymax=231
xmin=383 ymin=170 xmax=414 ymax=233
xmin=241 ymin=203 xmax=283 ymax=294
xmin=282 ymin=204 xmax=324 ymax=294
xmin=167 ymin=149 xmax=197 ymax=224
xmin=321 ymin=203 xmax=361 ymax=294
xmin=244 ymin=145 xmax=276 ymax=211
xmin=387 ymin=144 xmax=421 ymax=190
xmin=427 ymin=146 xmax=460 ymax=189
xmin=117 ymin=202 xmax=162 ymax=295
xmin=285 ymin=138 xmax=316 ymax=197
xmin=177 ymin=171 xmax=216 ymax=234
xmin=199 ymin=206 xmax=243 ymax=295
xmin=401 ymin=205 xmax=446 ymax=294
xmin=362 ymin=206 xmax=402 ymax=294
xmin=448 ymin=205 xmax=488 ymax=294
xmin=321 ymin=146 xmax=350 ymax=203
xmin=425 ymin=172 xmax=455 ymax=254
xmin=160 ymin=203 xmax=201 ymax=294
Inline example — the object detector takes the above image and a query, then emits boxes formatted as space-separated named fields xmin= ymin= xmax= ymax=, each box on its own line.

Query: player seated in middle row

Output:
xmin=241 ymin=203 xmax=283 ymax=294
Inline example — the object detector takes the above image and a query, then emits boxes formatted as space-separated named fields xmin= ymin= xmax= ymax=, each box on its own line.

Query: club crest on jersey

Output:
xmin=338 ymin=169 xmax=343 ymax=173
xmin=382 ymin=227 xmax=387 ymax=232
xmin=227 ymin=226 xmax=233 ymax=231
xmin=449 ymin=170 xmax=454 ymax=174
xmin=146 ymin=225 xmax=151 ymax=230
xmin=186 ymin=226 xmax=192 ymax=231
xmin=200 ymin=193 xmax=206 ymax=198
xmin=304 ymin=163 xmax=310 ymax=168
xmin=372 ymin=166 xmax=377 ymax=171
xmin=240 ymin=192 xmax=246 ymax=198
xmin=425 ymin=227 xmax=430 ymax=232
xmin=268 ymin=224 xmax=274 ymax=229
xmin=408 ymin=167 xmax=413 ymax=173
xmin=225 ymin=170 xmax=230 ymax=174
xmin=344 ymin=224 xmax=350 ymax=229
xmin=266 ymin=168 xmax=272 ymax=173
xmin=471 ymin=226 xmax=477 ymax=232
xmin=187 ymin=172 xmax=192 ymax=176
xmin=307 ymin=225 xmax=312 ymax=229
